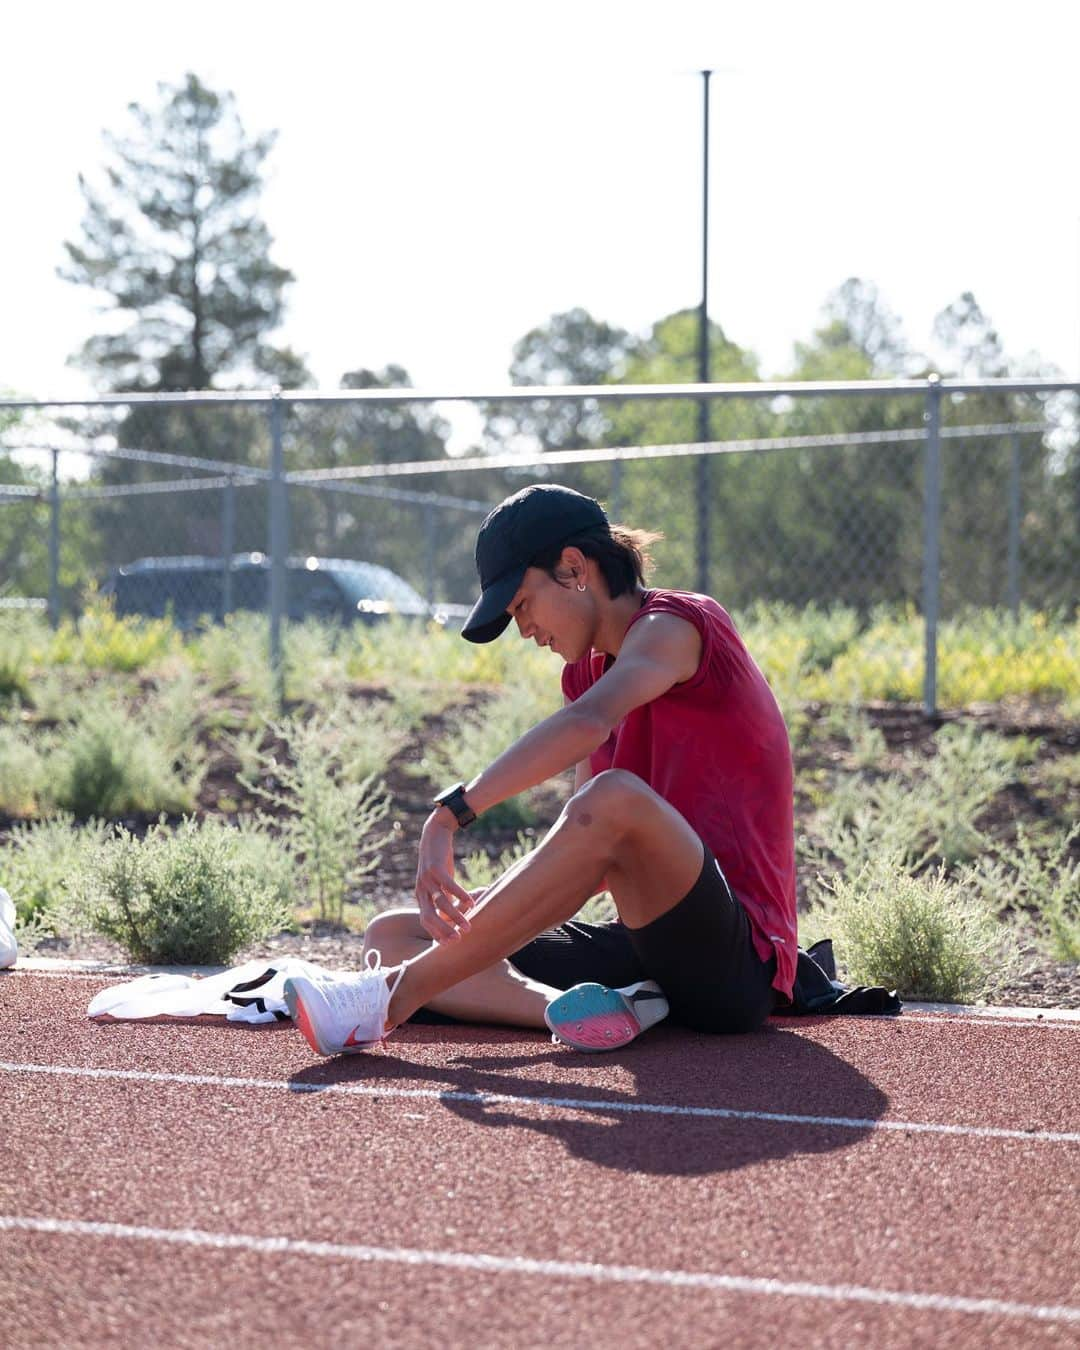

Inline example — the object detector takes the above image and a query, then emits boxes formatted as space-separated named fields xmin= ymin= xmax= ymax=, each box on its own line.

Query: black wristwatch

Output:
xmin=433 ymin=781 xmax=477 ymax=829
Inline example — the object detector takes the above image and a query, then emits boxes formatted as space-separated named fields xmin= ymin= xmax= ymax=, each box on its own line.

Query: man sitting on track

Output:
xmin=284 ymin=483 xmax=798 ymax=1056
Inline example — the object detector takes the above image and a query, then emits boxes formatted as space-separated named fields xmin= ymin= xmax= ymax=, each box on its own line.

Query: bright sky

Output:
xmin=5 ymin=0 xmax=1080 ymax=437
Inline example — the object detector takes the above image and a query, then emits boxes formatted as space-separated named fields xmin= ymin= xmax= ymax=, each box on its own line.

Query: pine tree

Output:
xmin=60 ymin=72 xmax=298 ymax=392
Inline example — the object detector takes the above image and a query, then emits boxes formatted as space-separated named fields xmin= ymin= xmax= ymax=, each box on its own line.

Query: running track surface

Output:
xmin=1 ymin=970 xmax=1078 ymax=1349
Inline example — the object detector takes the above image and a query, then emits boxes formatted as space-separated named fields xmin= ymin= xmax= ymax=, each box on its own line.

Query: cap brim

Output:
xmin=460 ymin=567 xmax=525 ymax=644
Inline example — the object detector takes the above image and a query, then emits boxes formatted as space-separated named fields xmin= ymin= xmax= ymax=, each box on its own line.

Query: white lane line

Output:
xmin=3 ymin=1060 xmax=1078 ymax=1144
xmin=901 ymin=1015 xmax=1080 ymax=1030
xmin=1 ymin=1214 xmax=1076 ymax=1325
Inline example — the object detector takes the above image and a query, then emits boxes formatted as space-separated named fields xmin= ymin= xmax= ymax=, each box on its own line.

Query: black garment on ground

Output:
xmin=776 ymin=938 xmax=902 ymax=1016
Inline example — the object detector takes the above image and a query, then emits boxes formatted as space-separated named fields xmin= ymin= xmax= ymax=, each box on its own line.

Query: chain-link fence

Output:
xmin=1 ymin=379 xmax=1076 ymax=711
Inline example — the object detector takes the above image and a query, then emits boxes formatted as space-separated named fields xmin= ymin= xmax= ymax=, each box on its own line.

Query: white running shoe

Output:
xmin=546 ymin=979 xmax=669 ymax=1052
xmin=283 ymin=950 xmax=404 ymax=1056
xmin=0 ymin=888 xmax=17 ymax=970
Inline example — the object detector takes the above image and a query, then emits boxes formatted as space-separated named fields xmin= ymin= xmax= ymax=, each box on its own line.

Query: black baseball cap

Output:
xmin=461 ymin=484 xmax=609 ymax=643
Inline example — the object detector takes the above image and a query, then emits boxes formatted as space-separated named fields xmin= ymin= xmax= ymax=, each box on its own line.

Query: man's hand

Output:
xmin=414 ymin=809 xmax=476 ymax=943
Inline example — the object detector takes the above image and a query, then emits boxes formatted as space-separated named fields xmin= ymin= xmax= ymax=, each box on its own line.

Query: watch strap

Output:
xmin=433 ymin=781 xmax=477 ymax=829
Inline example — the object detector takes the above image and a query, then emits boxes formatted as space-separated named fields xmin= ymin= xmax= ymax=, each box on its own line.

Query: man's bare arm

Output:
xmin=460 ymin=613 xmax=701 ymax=818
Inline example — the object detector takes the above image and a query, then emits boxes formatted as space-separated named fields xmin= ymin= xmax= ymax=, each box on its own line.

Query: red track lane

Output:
xmin=2 ymin=1234 xmax=1076 ymax=1350
xmin=1 ymin=972 xmax=1078 ymax=1349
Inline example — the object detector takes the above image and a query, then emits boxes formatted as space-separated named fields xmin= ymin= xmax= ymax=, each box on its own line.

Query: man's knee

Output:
xmin=567 ymin=769 xmax=651 ymax=833
xmin=363 ymin=907 xmax=425 ymax=956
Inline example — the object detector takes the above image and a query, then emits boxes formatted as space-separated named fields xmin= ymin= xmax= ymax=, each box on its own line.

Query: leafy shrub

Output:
xmin=0 ymin=614 xmax=36 ymax=700
xmin=809 ymin=847 xmax=1021 ymax=1002
xmin=48 ymin=695 xmax=204 ymax=819
xmin=966 ymin=824 xmax=1080 ymax=963
xmin=81 ymin=817 xmax=292 ymax=965
xmin=817 ymin=704 xmax=888 ymax=769
xmin=806 ymin=724 xmax=1020 ymax=874
xmin=46 ymin=596 xmax=180 ymax=672
xmin=224 ymin=725 xmax=268 ymax=785
xmin=923 ymin=724 xmax=1019 ymax=864
xmin=281 ymin=619 xmax=347 ymax=705
xmin=189 ymin=612 xmax=273 ymax=703
xmin=738 ymin=602 xmax=860 ymax=675
xmin=242 ymin=705 xmax=393 ymax=924
xmin=146 ymin=666 xmax=207 ymax=760
xmin=0 ymin=814 xmax=109 ymax=937
xmin=0 ymin=722 xmax=49 ymax=817
xmin=342 ymin=615 xmax=555 ymax=690
xmin=23 ymin=668 xmax=93 ymax=723
xmin=801 ymin=608 xmax=923 ymax=704
xmin=386 ymin=679 xmax=461 ymax=732
xmin=334 ymin=697 xmax=411 ymax=782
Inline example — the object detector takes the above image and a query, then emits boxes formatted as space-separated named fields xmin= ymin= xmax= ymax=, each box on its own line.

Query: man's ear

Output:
xmin=560 ymin=545 xmax=589 ymax=581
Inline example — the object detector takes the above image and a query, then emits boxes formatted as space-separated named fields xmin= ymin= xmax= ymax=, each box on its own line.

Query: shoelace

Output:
xmin=323 ymin=950 xmax=390 ymax=1019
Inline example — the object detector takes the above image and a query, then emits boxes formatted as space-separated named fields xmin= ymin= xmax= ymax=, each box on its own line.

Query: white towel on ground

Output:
xmin=86 ymin=958 xmax=343 ymax=1025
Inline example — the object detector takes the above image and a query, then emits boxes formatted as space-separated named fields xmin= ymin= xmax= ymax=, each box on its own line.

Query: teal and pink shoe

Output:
xmin=544 ymin=979 xmax=670 ymax=1052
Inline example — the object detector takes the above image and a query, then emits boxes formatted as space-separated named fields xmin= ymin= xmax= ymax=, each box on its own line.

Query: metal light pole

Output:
xmin=696 ymin=69 xmax=712 ymax=595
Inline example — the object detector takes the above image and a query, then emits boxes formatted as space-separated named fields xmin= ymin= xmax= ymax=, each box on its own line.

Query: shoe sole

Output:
xmin=544 ymin=983 xmax=642 ymax=1052
xmin=283 ymin=979 xmax=334 ymax=1056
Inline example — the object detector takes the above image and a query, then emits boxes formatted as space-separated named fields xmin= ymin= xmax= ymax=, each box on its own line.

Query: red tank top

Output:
xmin=561 ymin=589 xmax=798 ymax=1000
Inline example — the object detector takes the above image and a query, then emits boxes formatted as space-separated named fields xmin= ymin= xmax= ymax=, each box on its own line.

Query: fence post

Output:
xmin=48 ymin=448 xmax=60 ymax=629
xmin=1006 ymin=430 xmax=1021 ymax=619
xmin=424 ymin=501 xmax=436 ymax=608
xmin=922 ymin=377 xmax=942 ymax=715
xmin=268 ymin=392 xmax=286 ymax=709
xmin=221 ymin=477 xmax=236 ymax=620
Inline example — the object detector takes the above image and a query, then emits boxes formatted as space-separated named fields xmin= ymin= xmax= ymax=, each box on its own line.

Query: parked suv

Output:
xmin=101 ymin=554 xmax=445 ymax=628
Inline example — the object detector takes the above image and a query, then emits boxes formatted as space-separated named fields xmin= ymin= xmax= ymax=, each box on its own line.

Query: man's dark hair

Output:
xmin=528 ymin=524 xmax=663 ymax=598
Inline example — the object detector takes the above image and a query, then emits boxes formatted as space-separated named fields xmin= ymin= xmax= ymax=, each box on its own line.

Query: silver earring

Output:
xmin=576 ymin=583 xmax=586 ymax=592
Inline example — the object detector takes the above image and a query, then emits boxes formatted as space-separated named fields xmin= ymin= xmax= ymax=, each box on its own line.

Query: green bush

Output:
xmin=81 ymin=817 xmax=292 ymax=965
xmin=242 ymin=705 xmax=393 ymax=924
xmin=48 ymin=696 xmax=204 ymax=819
xmin=189 ymin=612 xmax=274 ymax=704
xmin=809 ymin=848 xmax=1021 ymax=1002
xmin=966 ymin=824 xmax=1080 ymax=963
xmin=923 ymin=724 xmax=1019 ymax=865
xmin=0 ymin=614 xmax=35 ymax=700
xmin=0 ymin=722 xmax=49 ymax=817
xmin=0 ymin=814 xmax=109 ymax=940
xmin=806 ymin=724 xmax=1021 ymax=875
xmin=46 ymin=596 xmax=180 ymax=672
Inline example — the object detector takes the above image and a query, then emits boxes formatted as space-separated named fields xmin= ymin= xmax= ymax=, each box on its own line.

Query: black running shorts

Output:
xmin=509 ymin=842 xmax=777 ymax=1034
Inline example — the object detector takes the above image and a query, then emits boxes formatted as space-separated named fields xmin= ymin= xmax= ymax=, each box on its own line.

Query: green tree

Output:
xmin=59 ymin=74 xmax=310 ymax=576
xmin=483 ymin=307 xmax=638 ymax=455
xmin=602 ymin=309 xmax=765 ymax=591
xmin=753 ymin=282 xmax=929 ymax=613
xmin=285 ymin=365 xmax=470 ymax=599
xmin=818 ymin=277 xmax=918 ymax=378
xmin=60 ymin=72 xmax=298 ymax=393
xmin=930 ymin=293 xmax=1072 ymax=614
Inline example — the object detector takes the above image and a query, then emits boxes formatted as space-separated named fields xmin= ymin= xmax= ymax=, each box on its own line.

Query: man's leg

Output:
xmin=362 ymin=908 xmax=561 ymax=1028
xmin=387 ymin=769 xmax=704 ymax=1027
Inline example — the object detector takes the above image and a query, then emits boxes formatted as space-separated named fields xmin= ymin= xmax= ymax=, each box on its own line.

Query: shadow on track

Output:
xmin=288 ymin=1021 xmax=888 ymax=1176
